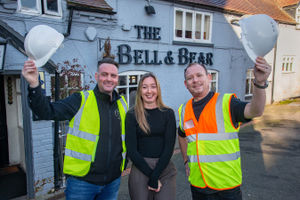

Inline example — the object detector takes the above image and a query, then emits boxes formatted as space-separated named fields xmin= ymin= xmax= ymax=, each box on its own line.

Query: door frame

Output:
xmin=1 ymin=71 xmax=35 ymax=198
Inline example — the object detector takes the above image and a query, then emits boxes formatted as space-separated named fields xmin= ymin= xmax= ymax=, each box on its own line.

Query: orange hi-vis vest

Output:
xmin=178 ymin=93 xmax=242 ymax=190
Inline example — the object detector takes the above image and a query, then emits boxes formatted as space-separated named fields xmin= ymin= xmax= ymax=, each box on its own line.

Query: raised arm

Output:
xmin=22 ymin=60 xmax=81 ymax=121
xmin=244 ymin=56 xmax=271 ymax=119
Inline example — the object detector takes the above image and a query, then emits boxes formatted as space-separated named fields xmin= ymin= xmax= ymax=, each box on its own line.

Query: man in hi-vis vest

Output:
xmin=22 ymin=57 xmax=128 ymax=200
xmin=178 ymin=57 xmax=271 ymax=200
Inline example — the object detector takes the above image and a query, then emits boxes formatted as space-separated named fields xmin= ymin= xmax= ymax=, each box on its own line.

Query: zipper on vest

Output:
xmin=106 ymin=106 xmax=112 ymax=174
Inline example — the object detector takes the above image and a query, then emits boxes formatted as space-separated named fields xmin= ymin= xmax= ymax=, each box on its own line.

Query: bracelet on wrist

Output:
xmin=184 ymin=160 xmax=188 ymax=165
xmin=253 ymin=79 xmax=269 ymax=89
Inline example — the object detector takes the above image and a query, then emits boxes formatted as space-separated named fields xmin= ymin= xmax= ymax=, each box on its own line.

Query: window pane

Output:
xmin=119 ymin=75 xmax=127 ymax=86
xmin=46 ymin=0 xmax=58 ymax=12
xmin=286 ymin=63 xmax=289 ymax=71
xmin=211 ymin=73 xmax=216 ymax=81
xmin=204 ymin=15 xmax=211 ymax=40
xmin=118 ymin=88 xmax=127 ymax=98
xmin=129 ymin=75 xmax=138 ymax=85
xmin=176 ymin=10 xmax=183 ymax=37
xmin=185 ymin=12 xmax=192 ymax=39
xmin=195 ymin=14 xmax=202 ymax=39
xmin=290 ymin=63 xmax=293 ymax=71
xmin=282 ymin=63 xmax=285 ymax=71
xmin=20 ymin=0 xmax=37 ymax=9
xmin=211 ymin=82 xmax=216 ymax=92
xmin=129 ymin=88 xmax=137 ymax=108
xmin=245 ymin=79 xmax=250 ymax=94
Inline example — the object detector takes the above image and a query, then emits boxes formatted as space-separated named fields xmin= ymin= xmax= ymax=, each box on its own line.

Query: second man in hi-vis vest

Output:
xmin=22 ymin=57 xmax=128 ymax=200
xmin=178 ymin=57 xmax=271 ymax=200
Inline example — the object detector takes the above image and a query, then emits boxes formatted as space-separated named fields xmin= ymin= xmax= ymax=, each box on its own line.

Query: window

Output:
xmin=281 ymin=56 xmax=295 ymax=73
xmin=296 ymin=6 xmax=300 ymax=24
xmin=174 ymin=8 xmax=213 ymax=43
xmin=50 ymin=70 xmax=84 ymax=100
xmin=17 ymin=0 xmax=62 ymax=17
xmin=245 ymin=69 xmax=254 ymax=101
xmin=116 ymin=71 xmax=148 ymax=108
xmin=208 ymin=70 xmax=218 ymax=92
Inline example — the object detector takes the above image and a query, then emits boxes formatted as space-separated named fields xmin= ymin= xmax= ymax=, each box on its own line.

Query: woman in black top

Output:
xmin=125 ymin=73 xmax=177 ymax=200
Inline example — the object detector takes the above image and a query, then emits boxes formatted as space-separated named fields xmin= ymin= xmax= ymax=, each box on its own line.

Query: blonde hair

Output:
xmin=134 ymin=72 xmax=168 ymax=134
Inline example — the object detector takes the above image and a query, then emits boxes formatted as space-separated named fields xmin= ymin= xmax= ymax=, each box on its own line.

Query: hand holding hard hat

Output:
xmin=24 ymin=24 xmax=64 ymax=67
xmin=239 ymin=14 xmax=279 ymax=62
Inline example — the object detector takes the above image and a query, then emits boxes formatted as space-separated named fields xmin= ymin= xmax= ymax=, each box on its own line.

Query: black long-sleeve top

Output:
xmin=125 ymin=107 xmax=176 ymax=189
xmin=28 ymin=84 xmax=124 ymax=185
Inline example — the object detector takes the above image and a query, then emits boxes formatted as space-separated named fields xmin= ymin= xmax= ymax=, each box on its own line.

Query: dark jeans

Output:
xmin=191 ymin=186 xmax=242 ymax=200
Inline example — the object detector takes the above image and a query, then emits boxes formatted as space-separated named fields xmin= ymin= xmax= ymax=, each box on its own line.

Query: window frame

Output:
xmin=208 ymin=69 xmax=218 ymax=92
xmin=174 ymin=7 xmax=213 ymax=44
xmin=245 ymin=69 xmax=254 ymax=99
xmin=50 ymin=71 xmax=85 ymax=100
xmin=281 ymin=55 xmax=295 ymax=73
xmin=17 ymin=0 xmax=62 ymax=17
xmin=117 ymin=70 xmax=148 ymax=108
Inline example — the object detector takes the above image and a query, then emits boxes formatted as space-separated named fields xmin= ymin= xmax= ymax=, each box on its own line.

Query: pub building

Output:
xmin=0 ymin=0 xmax=298 ymax=198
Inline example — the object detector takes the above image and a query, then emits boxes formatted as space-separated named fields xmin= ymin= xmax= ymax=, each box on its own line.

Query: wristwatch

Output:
xmin=253 ymin=79 xmax=269 ymax=89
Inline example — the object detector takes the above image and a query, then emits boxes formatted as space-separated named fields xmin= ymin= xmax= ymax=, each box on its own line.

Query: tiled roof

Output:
xmin=276 ymin=0 xmax=299 ymax=8
xmin=170 ymin=0 xmax=296 ymax=24
xmin=67 ymin=0 xmax=113 ymax=12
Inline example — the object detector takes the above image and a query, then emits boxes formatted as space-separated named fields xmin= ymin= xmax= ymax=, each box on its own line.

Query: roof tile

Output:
xmin=174 ymin=0 xmax=296 ymax=24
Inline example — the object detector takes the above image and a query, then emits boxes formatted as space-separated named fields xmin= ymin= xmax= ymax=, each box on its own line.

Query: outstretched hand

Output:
xmin=22 ymin=60 xmax=39 ymax=88
xmin=253 ymin=56 xmax=271 ymax=85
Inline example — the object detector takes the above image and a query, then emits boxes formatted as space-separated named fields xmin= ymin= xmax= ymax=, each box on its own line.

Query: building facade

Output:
xmin=0 ymin=0 xmax=298 ymax=198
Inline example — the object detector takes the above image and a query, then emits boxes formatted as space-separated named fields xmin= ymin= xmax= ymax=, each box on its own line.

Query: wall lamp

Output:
xmin=145 ymin=0 xmax=155 ymax=15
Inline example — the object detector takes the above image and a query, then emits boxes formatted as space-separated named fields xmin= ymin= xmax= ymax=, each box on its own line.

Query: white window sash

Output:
xmin=174 ymin=8 xmax=213 ymax=43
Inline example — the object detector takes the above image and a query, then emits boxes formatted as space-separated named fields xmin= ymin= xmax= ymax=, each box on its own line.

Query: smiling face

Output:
xmin=184 ymin=64 xmax=211 ymax=101
xmin=141 ymin=77 xmax=158 ymax=108
xmin=95 ymin=63 xmax=119 ymax=96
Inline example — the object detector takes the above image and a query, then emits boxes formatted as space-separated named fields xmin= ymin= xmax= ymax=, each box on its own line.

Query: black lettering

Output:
xmin=134 ymin=50 xmax=144 ymax=65
xmin=144 ymin=26 xmax=153 ymax=39
xmin=189 ymin=52 xmax=197 ymax=63
xmin=198 ymin=52 xmax=206 ymax=65
xmin=178 ymin=48 xmax=189 ymax=65
xmin=206 ymin=53 xmax=213 ymax=65
xmin=134 ymin=25 xmax=143 ymax=39
xmin=153 ymin=51 xmax=162 ymax=65
xmin=118 ymin=44 xmax=132 ymax=64
xmin=145 ymin=50 xmax=154 ymax=65
xmin=153 ymin=27 xmax=161 ymax=40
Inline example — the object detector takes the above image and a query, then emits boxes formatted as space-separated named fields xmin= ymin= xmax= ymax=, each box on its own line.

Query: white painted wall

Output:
xmin=273 ymin=24 xmax=300 ymax=102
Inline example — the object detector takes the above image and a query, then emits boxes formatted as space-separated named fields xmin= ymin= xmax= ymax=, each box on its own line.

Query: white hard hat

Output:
xmin=239 ymin=14 xmax=279 ymax=62
xmin=24 ymin=25 xmax=64 ymax=67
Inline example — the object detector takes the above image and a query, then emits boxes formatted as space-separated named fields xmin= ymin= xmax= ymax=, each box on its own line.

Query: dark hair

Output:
xmin=97 ymin=57 xmax=119 ymax=69
xmin=184 ymin=63 xmax=208 ymax=79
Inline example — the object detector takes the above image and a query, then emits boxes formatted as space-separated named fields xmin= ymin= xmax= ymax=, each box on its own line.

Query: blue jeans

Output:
xmin=65 ymin=176 xmax=121 ymax=200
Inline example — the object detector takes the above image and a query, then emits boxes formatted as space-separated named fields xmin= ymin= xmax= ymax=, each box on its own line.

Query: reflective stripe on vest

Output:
xmin=63 ymin=91 xmax=128 ymax=177
xmin=68 ymin=127 xmax=98 ymax=142
xmin=186 ymin=132 xmax=239 ymax=143
xmin=188 ymin=151 xmax=240 ymax=163
xmin=65 ymin=149 xmax=92 ymax=162
xmin=179 ymin=93 xmax=241 ymax=190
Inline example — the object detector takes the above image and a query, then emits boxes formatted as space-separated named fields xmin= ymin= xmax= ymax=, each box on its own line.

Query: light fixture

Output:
xmin=0 ymin=40 xmax=6 ymax=71
xmin=145 ymin=0 xmax=155 ymax=15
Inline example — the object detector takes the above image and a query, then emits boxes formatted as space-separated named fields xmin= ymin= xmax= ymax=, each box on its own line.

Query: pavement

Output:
xmin=118 ymin=99 xmax=300 ymax=200
xmin=15 ymin=98 xmax=300 ymax=200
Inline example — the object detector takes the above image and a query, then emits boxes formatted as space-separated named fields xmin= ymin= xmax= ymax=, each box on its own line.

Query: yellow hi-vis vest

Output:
xmin=178 ymin=93 xmax=241 ymax=190
xmin=63 ymin=90 xmax=128 ymax=177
